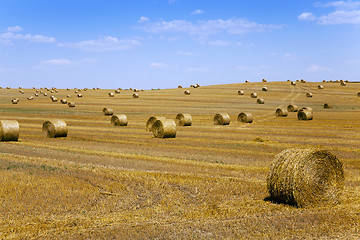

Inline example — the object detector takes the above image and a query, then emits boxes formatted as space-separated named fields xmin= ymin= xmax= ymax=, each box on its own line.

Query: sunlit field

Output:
xmin=0 ymin=81 xmax=359 ymax=239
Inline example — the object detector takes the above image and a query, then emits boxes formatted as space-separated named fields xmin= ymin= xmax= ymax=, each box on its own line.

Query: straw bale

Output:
xmin=318 ymin=85 xmax=324 ymax=89
xmin=238 ymin=90 xmax=244 ymax=95
xmin=298 ymin=109 xmax=313 ymax=120
xmin=146 ymin=116 xmax=167 ymax=131
xmin=42 ymin=120 xmax=68 ymax=138
xmin=175 ymin=113 xmax=192 ymax=126
xmin=291 ymin=81 xmax=296 ymax=86
xmin=109 ymin=92 xmax=115 ymax=97
xmin=257 ymin=98 xmax=265 ymax=104
xmin=60 ymin=99 xmax=67 ymax=104
xmin=245 ymin=80 xmax=249 ymax=83
xmin=132 ymin=93 xmax=139 ymax=98
xmin=267 ymin=148 xmax=344 ymax=207
xmin=35 ymin=93 xmax=39 ymax=97
xmin=340 ymin=81 xmax=346 ymax=86
xmin=178 ymin=85 xmax=183 ymax=88
xmin=19 ymin=90 xmax=24 ymax=94
xmin=275 ymin=108 xmax=288 ymax=117
xmin=77 ymin=93 xmax=82 ymax=97
xmin=301 ymin=79 xmax=306 ymax=83
xmin=152 ymin=119 xmax=176 ymax=138
xmin=103 ymin=108 xmax=114 ymax=115
xmin=11 ymin=99 xmax=19 ymax=104
xmin=134 ymin=89 xmax=140 ymax=92
xmin=237 ymin=112 xmax=253 ymax=123
xmin=214 ymin=113 xmax=230 ymax=125
xmin=184 ymin=90 xmax=191 ymax=95
xmin=287 ymin=104 xmax=298 ymax=112
xmin=68 ymin=102 xmax=75 ymax=107
xmin=324 ymin=103 xmax=333 ymax=109
xmin=262 ymin=87 xmax=268 ymax=91
xmin=111 ymin=114 xmax=128 ymax=126
xmin=262 ymin=78 xmax=267 ymax=82
xmin=0 ymin=120 xmax=19 ymax=141
xmin=250 ymin=93 xmax=257 ymax=98
xmin=306 ymin=92 xmax=313 ymax=97
xmin=115 ymin=89 xmax=120 ymax=93
xmin=67 ymin=95 xmax=70 ymax=98
xmin=27 ymin=96 xmax=34 ymax=100
xmin=301 ymin=107 xmax=313 ymax=113
xmin=51 ymin=97 xmax=58 ymax=102
xmin=357 ymin=92 xmax=360 ymax=97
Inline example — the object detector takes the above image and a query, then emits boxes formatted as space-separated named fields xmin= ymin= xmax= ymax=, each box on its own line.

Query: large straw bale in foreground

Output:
xmin=146 ymin=116 xmax=167 ymax=131
xmin=175 ymin=113 xmax=192 ymax=126
xmin=214 ymin=113 xmax=230 ymax=125
xmin=0 ymin=120 xmax=19 ymax=141
xmin=298 ymin=109 xmax=313 ymax=120
xmin=42 ymin=120 xmax=68 ymax=138
xmin=111 ymin=114 xmax=128 ymax=126
xmin=152 ymin=119 xmax=176 ymax=138
xmin=237 ymin=112 xmax=253 ymax=123
xmin=267 ymin=148 xmax=344 ymax=207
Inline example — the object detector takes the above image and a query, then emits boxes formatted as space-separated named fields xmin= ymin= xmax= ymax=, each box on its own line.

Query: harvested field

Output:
xmin=0 ymin=81 xmax=360 ymax=239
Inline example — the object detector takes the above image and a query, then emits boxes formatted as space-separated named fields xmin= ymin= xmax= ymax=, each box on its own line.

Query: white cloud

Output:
xmin=306 ymin=64 xmax=332 ymax=72
xmin=59 ymin=36 xmax=141 ymax=52
xmin=7 ymin=26 xmax=23 ymax=32
xmin=185 ymin=67 xmax=209 ymax=71
xmin=191 ymin=9 xmax=204 ymax=15
xmin=298 ymin=12 xmax=317 ymax=21
xmin=42 ymin=58 xmax=72 ymax=65
xmin=0 ymin=31 xmax=55 ymax=44
xmin=283 ymin=53 xmax=297 ymax=61
xmin=317 ymin=10 xmax=360 ymax=24
xmin=149 ymin=62 xmax=166 ymax=68
xmin=140 ymin=18 xmax=283 ymax=36
xmin=315 ymin=1 xmax=360 ymax=10
xmin=138 ymin=16 xmax=149 ymax=23
xmin=207 ymin=40 xmax=231 ymax=46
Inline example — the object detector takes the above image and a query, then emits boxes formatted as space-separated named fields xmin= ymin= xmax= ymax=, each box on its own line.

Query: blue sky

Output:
xmin=0 ymin=0 xmax=359 ymax=89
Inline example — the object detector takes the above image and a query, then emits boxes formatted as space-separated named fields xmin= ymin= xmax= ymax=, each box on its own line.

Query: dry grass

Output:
xmin=0 ymin=81 xmax=360 ymax=239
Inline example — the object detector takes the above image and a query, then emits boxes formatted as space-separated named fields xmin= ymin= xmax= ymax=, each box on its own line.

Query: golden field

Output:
xmin=0 ymin=81 xmax=359 ymax=239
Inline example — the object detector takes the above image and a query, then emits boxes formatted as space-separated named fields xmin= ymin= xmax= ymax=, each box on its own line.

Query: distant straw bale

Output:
xmin=60 ymin=99 xmax=67 ymax=104
xmin=152 ymin=119 xmax=177 ymax=138
xmin=132 ymin=93 xmax=139 ymax=98
xmin=67 ymin=95 xmax=70 ymax=98
xmin=324 ymin=103 xmax=333 ymax=109
xmin=109 ymin=92 xmax=115 ymax=97
xmin=357 ymin=92 xmax=360 ymax=97
xmin=51 ymin=97 xmax=58 ymax=102
xmin=0 ymin=120 xmax=19 ymax=141
xmin=27 ymin=96 xmax=34 ymax=100
xmin=146 ymin=116 xmax=167 ymax=131
xmin=257 ymin=98 xmax=265 ymax=104
xmin=275 ymin=108 xmax=288 ymax=117
xmin=291 ymin=81 xmax=296 ymax=86
xmin=306 ymin=92 xmax=313 ymax=97
xmin=115 ymin=89 xmax=120 ymax=94
xmin=103 ymin=108 xmax=114 ymax=115
xmin=11 ymin=99 xmax=19 ymax=104
xmin=19 ymin=90 xmax=24 ymax=94
xmin=262 ymin=78 xmax=267 ymax=82
xmin=250 ymin=93 xmax=257 ymax=98
xmin=134 ymin=89 xmax=140 ymax=92
xmin=267 ymin=148 xmax=344 ymax=207
xmin=245 ymin=80 xmax=249 ymax=83
xmin=42 ymin=120 xmax=68 ymax=138
xmin=287 ymin=104 xmax=298 ymax=112
xmin=111 ymin=114 xmax=128 ymax=126
xmin=184 ymin=90 xmax=191 ymax=95
xmin=298 ymin=109 xmax=313 ymax=120
xmin=178 ymin=85 xmax=183 ymax=88
xmin=68 ymin=102 xmax=75 ymax=107
xmin=175 ymin=113 xmax=192 ymax=126
xmin=238 ymin=90 xmax=244 ymax=95
xmin=262 ymin=87 xmax=268 ymax=91
xmin=77 ymin=93 xmax=82 ymax=97
xmin=340 ymin=81 xmax=346 ymax=86
xmin=214 ymin=113 xmax=230 ymax=125
xmin=237 ymin=112 xmax=253 ymax=123
xmin=35 ymin=93 xmax=39 ymax=97
xmin=301 ymin=79 xmax=306 ymax=83
xmin=318 ymin=85 xmax=324 ymax=89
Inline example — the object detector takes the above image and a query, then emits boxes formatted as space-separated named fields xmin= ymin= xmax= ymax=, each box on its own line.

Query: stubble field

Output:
xmin=0 ymin=81 xmax=359 ymax=239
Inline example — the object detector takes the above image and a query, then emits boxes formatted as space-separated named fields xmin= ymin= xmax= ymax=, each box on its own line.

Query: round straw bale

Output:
xmin=195 ymin=84 xmax=200 ymax=88
xmin=178 ymin=85 xmax=183 ymax=88
xmin=103 ymin=107 xmax=114 ymax=115
xmin=36 ymin=89 xmax=39 ymax=92
xmin=301 ymin=79 xmax=306 ymax=83
xmin=238 ymin=90 xmax=244 ymax=95
xmin=6 ymin=87 xmax=10 ymax=89
xmin=111 ymin=114 xmax=128 ymax=126
xmin=301 ymin=107 xmax=313 ymax=113
xmin=262 ymin=87 xmax=268 ymax=91
xmin=11 ymin=99 xmax=19 ymax=104
xmin=318 ymin=85 xmax=324 ymax=89
xmin=27 ymin=96 xmax=34 ymax=100
xmin=245 ymin=80 xmax=249 ymax=83
xmin=40 ymin=91 xmax=44 ymax=94
xmin=287 ymin=104 xmax=298 ymax=112
xmin=237 ymin=112 xmax=253 ymax=123
xmin=175 ymin=113 xmax=192 ymax=126
xmin=44 ymin=93 xmax=48 ymax=96
xmin=115 ymin=89 xmax=120 ymax=93
xmin=184 ymin=90 xmax=191 ymax=95
xmin=291 ymin=81 xmax=296 ymax=86
xmin=0 ymin=120 xmax=19 ymax=141
xmin=60 ymin=99 xmax=67 ymax=104
xmin=298 ymin=109 xmax=313 ymax=120
xmin=250 ymin=92 xmax=257 ymax=98
xmin=324 ymin=103 xmax=333 ymax=109
xmin=146 ymin=116 xmax=167 ymax=131
xmin=51 ymin=90 xmax=54 ymax=93
xmin=357 ymin=92 xmax=360 ymax=97
xmin=306 ymin=92 xmax=313 ymax=97
xmin=77 ymin=93 xmax=82 ymax=97
xmin=19 ymin=90 xmax=24 ymax=94
xmin=262 ymin=78 xmax=267 ymax=82
xmin=109 ymin=92 xmax=115 ymax=97
xmin=152 ymin=119 xmax=176 ymax=138
xmin=35 ymin=93 xmax=39 ymax=97
xmin=275 ymin=108 xmax=288 ymax=117
xmin=42 ymin=120 xmax=68 ymax=138
xmin=257 ymin=98 xmax=265 ymax=104
xmin=340 ymin=81 xmax=346 ymax=86
xmin=68 ymin=102 xmax=75 ymax=107
xmin=132 ymin=93 xmax=139 ymax=98
xmin=267 ymin=148 xmax=344 ymax=207
xmin=51 ymin=97 xmax=58 ymax=102
xmin=66 ymin=95 xmax=70 ymax=98
xmin=134 ymin=89 xmax=140 ymax=92
xmin=214 ymin=113 xmax=230 ymax=125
